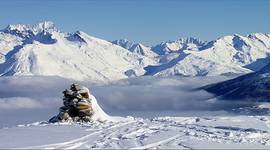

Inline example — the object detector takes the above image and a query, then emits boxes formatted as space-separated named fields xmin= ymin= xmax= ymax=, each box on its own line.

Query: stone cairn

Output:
xmin=49 ymin=83 xmax=94 ymax=123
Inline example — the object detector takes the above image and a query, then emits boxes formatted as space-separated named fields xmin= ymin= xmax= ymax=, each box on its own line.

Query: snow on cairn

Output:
xmin=49 ymin=83 xmax=121 ymax=123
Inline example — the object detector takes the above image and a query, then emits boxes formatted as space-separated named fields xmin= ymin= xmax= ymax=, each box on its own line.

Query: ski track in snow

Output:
xmin=23 ymin=120 xmax=136 ymax=149
xmin=10 ymin=116 xmax=270 ymax=149
xmin=130 ymin=134 xmax=185 ymax=149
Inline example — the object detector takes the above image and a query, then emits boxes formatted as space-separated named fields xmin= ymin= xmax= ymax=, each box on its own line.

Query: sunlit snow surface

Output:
xmin=2 ymin=116 xmax=270 ymax=149
xmin=1 ymin=76 xmax=270 ymax=149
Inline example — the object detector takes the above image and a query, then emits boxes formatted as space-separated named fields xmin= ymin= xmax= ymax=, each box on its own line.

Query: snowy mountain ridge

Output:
xmin=0 ymin=21 xmax=156 ymax=82
xmin=152 ymin=37 xmax=206 ymax=55
xmin=0 ymin=21 xmax=270 ymax=81
xmin=144 ymin=33 xmax=270 ymax=77
xmin=111 ymin=39 xmax=158 ymax=58
xmin=4 ymin=21 xmax=58 ymax=33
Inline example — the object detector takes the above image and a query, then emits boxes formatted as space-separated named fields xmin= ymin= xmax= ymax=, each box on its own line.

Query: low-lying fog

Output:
xmin=0 ymin=75 xmax=261 ymax=127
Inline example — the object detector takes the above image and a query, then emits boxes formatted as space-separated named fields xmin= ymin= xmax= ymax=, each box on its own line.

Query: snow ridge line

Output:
xmin=19 ymin=120 xmax=136 ymax=149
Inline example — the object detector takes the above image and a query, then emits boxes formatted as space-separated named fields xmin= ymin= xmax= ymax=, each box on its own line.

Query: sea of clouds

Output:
xmin=0 ymin=75 xmax=256 ymax=127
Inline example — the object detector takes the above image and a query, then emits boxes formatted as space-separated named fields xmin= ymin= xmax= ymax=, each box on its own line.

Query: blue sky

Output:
xmin=0 ymin=0 xmax=269 ymax=45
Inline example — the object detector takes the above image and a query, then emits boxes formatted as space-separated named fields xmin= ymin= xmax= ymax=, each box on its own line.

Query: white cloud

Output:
xmin=0 ymin=75 xmax=257 ymax=127
xmin=0 ymin=97 xmax=43 ymax=109
xmin=0 ymin=75 xmax=239 ymax=111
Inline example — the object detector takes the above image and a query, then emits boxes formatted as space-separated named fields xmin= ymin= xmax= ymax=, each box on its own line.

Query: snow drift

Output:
xmin=89 ymin=94 xmax=112 ymax=122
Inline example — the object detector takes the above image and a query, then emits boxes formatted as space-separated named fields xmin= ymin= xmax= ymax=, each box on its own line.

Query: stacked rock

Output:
xmin=49 ymin=83 xmax=94 ymax=123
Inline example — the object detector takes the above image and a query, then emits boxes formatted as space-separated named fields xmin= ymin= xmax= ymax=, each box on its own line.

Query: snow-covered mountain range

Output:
xmin=0 ymin=21 xmax=155 ymax=81
xmin=0 ymin=21 xmax=270 ymax=81
xmin=113 ymin=33 xmax=270 ymax=77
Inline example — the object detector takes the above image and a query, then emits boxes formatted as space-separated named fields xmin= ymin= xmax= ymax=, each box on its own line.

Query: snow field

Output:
xmin=1 ymin=116 xmax=270 ymax=149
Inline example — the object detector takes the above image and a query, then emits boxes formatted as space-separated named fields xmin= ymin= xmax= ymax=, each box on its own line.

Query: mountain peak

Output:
xmin=36 ymin=21 xmax=57 ymax=31
xmin=152 ymin=37 xmax=206 ymax=55
xmin=112 ymin=39 xmax=158 ymax=57
xmin=4 ymin=21 xmax=58 ymax=34
xmin=112 ymin=39 xmax=136 ymax=47
xmin=112 ymin=39 xmax=138 ymax=50
xmin=177 ymin=37 xmax=206 ymax=45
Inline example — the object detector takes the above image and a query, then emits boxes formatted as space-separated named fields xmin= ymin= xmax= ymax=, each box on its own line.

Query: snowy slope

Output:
xmin=204 ymin=62 xmax=270 ymax=101
xmin=196 ymin=34 xmax=270 ymax=71
xmin=145 ymin=51 xmax=250 ymax=76
xmin=0 ymin=31 xmax=24 ymax=63
xmin=89 ymin=94 xmax=116 ymax=122
xmin=147 ymin=33 xmax=270 ymax=77
xmin=0 ymin=22 xmax=155 ymax=81
xmin=112 ymin=39 xmax=158 ymax=58
xmin=2 ymin=116 xmax=270 ymax=149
